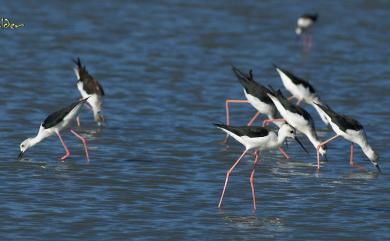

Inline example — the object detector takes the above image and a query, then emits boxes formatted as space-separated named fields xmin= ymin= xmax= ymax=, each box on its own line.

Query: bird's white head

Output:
xmin=365 ymin=147 xmax=381 ymax=172
xmin=18 ymin=138 xmax=37 ymax=160
xmin=278 ymin=123 xmax=309 ymax=154
xmin=278 ymin=123 xmax=296 ymax=139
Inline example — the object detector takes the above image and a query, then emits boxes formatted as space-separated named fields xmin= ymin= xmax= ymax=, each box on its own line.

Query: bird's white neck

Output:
xmin=305 ymin=130 xmax=321 ymax=149
xmin=356 ymin=138 xmax=377 ymax=162
xmin=26 ymin=134 xmax=45 ymax=149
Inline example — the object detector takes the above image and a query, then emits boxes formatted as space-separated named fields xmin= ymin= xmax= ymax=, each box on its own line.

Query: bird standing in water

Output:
xmin=314 ymin=102 xmax=380 ymax=172
xmin=214 ymin=123 xmax=307 ymax=210
xmin=295 ymin=13 xmax=318 ymax=50
xmin=18 ymin=98 xmax=90 ymax=161
xmin=73 ymin=58 xmax=105 ymax=126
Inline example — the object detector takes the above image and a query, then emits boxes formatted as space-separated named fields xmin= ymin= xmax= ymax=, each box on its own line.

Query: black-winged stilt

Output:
xmin=314 ymin=102 xmax=380 ymax=172
xmin=225 ymin=66 xmax=289 ymax=158
xmin=295 ymin=13 xmax=318 ymax=49
xmin=73 ymin=57 xmax=105 ymax=126
xmin=227 ymin=66 xmax=285 ymax=127
xmin=18 ymin=98 xmax=90 ymax=161
xmin=273 ymin=64 xmax=329 ymax=126
xmin=214 ymin=123 xmax=307 ymax=210
xmin=266 ymin=88 xmax=327 ymax=159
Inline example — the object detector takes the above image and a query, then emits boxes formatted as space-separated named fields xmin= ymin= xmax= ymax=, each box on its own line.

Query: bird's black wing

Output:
xmin=214 ymin=124 xmax=269 ymax=138
xmin=269 ymin=88 xmax=315 ymax=126
xmin=231 ymin=66 xmax=273 ymax=104
xmin=301 ymin=13 xmax=318 ymax=22
xmin=273 ymin=64 xmax=316 ymax=94
xmin=314 ymin=103 xmax=363 ymax=132
xmin=42 ymin=99 xmax=86 ymax=129
xmin=73 ymin=57 xmax=104 ymax=96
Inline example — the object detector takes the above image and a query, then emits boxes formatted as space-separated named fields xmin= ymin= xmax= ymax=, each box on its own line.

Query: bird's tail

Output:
xmin=214 ymin=123 xmax=228 ymax=129
xmin=231 ymin=65 xmax=254 ymax=85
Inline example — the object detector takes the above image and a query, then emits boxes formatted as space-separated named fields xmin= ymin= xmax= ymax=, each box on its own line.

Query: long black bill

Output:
xmin=18 ymin=151 xmax=24 ymax=160
xmin=375 ymin=164 xmax=382 ymax=174
xmin=294 ymin=137 xmax=309 ymax=154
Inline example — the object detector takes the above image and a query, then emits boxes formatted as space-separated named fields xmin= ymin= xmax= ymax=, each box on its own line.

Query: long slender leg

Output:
xmin=349 ymin=143 xmax=354 ymax=166
xmin=349 ymin=143 xmax=367 ymax=172
xmin=316 ymin=134 xmax=340 ymax=170
xmin=224 ymin=99 xmax=250 ymax=143
xmin=278 ymin=147 xmax=289 ymax=159
xmin=296 ymin=99 xmax=302 ymax=106
xmin=76 ymin=116 xmax=81 ymax=127
xmin=308 ymin=35 xmax=312 ymax=48
xmin=56 ymin=131 xmax=70 ymax=161
xmin=250 ymin=150 xmax=260 ymax=210
xmin=303 ymin=35 xmax=310 ymax=51
xmin=247 ymin=111 xmax=261 ymax=126
xmin=218 ymin=149 xmax=248 ymax=208
xmin=287 ymin=96 xmax=295 ymax=101
xmin=70 ymin=129 xmax=90 ymax=162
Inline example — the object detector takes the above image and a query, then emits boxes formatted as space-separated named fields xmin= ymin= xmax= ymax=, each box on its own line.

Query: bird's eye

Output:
xmin=21 ymin=144 xmax=25 ymax=148
xmin=290 ymin=131 xmax=294 ymax=134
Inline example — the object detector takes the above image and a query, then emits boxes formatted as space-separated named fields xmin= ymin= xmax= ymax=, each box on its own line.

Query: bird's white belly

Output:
xmin=330 ymin=122 xmax=364 ymax=144
xmin=280 ymin=109 xmax=308 ymax=130
xmin=77 ymin=82 xmax=89 ymax=99
xmin=244 ymin=91 xmax=273 ymax=115
xmin=241 ymin=135 xmax=270 ymax=150
xmin=298 ymin=18 xmax=312 ymax=28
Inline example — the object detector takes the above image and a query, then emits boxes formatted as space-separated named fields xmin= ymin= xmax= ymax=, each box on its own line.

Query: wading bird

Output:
xmin=273 ymin=64 xmax=328 ymax=126
xmin=224 ymin=67 xmax=288 ymax=158
xmin=295 ymin=13 xmax=318 ymax=49
xmin=267 ymin=89 xmax=327 ymax=161
xmin=314 ymin=102 xmax=380 ymax=172
xmin=215 ymin=123 xmax=307 ymax=210
xmin=73 ymin=57 xmax=105 ymax=126
xmin=18 ymin=98 xmax=90 ymax=161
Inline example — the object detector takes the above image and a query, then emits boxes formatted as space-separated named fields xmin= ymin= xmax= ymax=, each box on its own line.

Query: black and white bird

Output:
xmin=273 ymin=64 xmax=329 ymax=126
xmin=73 ymin=58 xmax=105 ymax=126
xmin=214 ymin=123 xmax=307 ymax=210
xmin=227 ymin=66 xmax=285 ymax=127
xmin=266 ymin=88 xmax=327 ymax=158
xmin=18 ymin=98 xmax=90 ymax=161
xmin=314 ymin=102 xmax=380 ymax=172
xmin=295 ymin=13 xmax=318 ymax=35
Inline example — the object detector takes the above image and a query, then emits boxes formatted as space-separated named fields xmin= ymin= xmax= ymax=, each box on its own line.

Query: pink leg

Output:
xmin=262 ymin=118 xmax=285 ymax=127
xmin=70 ymin=129 xmax=90 ymax=162
xmin=287 ymin=96 xmax=295 ymax=101
xmin=303 ymin=35 xmax=310 ymax=51
xmin=250 ymin=150 xmax=260 ymax=210
xmin=316 ymin=134 xmax=340 ymax=170
xmin=349 ymin=143 xmax=367 ymax=172
xmin=308 ymin=35 xmax=312 ymax=48
xmin=218 ymin=149 xmax=248 ymax=208
xmin=224 ymin=99 xmax=250 ymax=143
xmin=247 ymin=111 xmax=261 ymax=126
xmin=56 ymin=131 xmax=70 ymax=161
xmin=76 ymin=116 xmax=81 ymax=127
xmin=296 ymin=99 xmax=302 ymax=106
xmin=278 ymin=147 xmax=289 ymax=159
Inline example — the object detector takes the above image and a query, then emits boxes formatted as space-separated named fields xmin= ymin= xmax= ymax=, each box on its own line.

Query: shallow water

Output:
xmin=0 ymin=0 xmax=389 ymax=240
